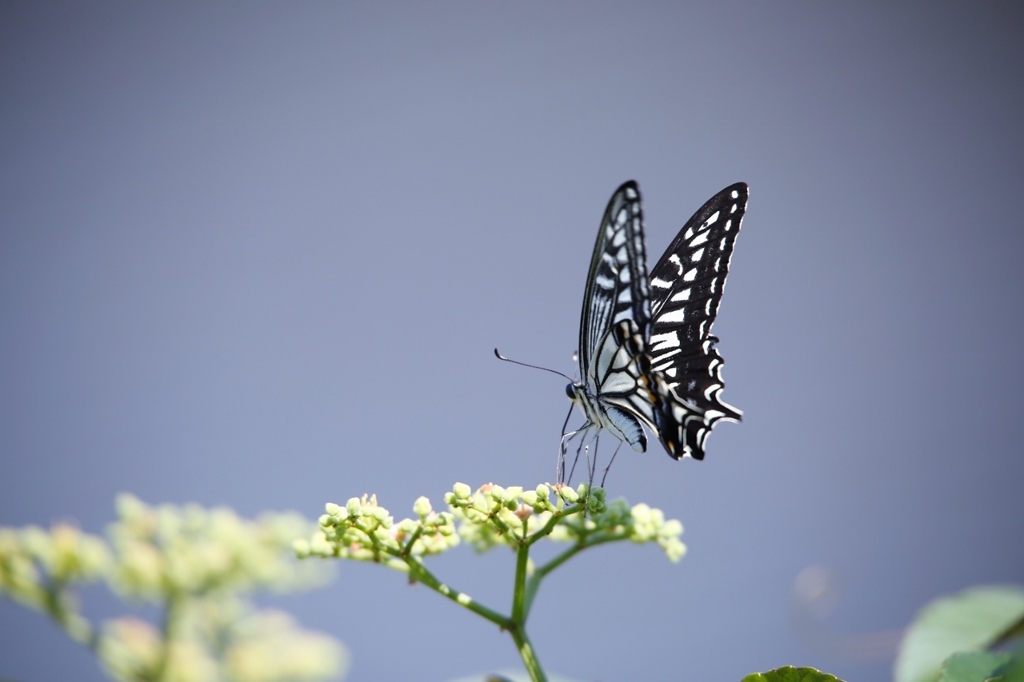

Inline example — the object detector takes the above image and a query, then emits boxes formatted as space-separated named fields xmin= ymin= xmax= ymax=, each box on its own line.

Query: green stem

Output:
xmin=44 ymin=579 xmax=99 ymax=651
xmin=536 ymin=544 xmax=584 ymax=580
xmin=522 ymin=532 xmax=627 ymax=617
xmin=521 ymin=543 xmax=583 ymax=619
xmin=402 ymin=538 xmax=549 ymax=682
xmin=154 ymin=589 xmax=184 ymax=682
xmin=401 ymin=525 xmax=425 ymax=556
xmin=511 ymin=541 xmax=530 ymax=623
xmin=485 ymin=506 xmax=517 ymax=541
xmin=509 ymin=624 xmax=547 ymax=682
xmin=507 ymin=521 xmax=549 ymax=681
xmin=404 ymin=557 xmax=510 ymax=629
xmin=525 ymin=503 xmax=586 ymax=547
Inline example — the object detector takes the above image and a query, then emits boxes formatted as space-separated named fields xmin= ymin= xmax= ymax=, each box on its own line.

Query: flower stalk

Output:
xmin=295 ymin=482 xmax=686 ymax=682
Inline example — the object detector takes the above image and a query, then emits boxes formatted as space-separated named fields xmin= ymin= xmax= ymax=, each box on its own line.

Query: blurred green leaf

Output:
xmin=895 ymin=585 xmax=1024 ymax=682
xmin=741 ymin=665 xmax=844 ymax=682
xmin=1002 ymin=651 xmax=1024 ymax=682
xmin=937 ymin=651 xmax=1011 ymax=682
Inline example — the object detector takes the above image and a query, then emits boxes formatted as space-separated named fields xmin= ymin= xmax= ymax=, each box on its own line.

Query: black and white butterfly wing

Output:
xmin=647 ymin=183 xmax=748 ymax=460
xmin=570 ymin=181 xmax=658 ymax=453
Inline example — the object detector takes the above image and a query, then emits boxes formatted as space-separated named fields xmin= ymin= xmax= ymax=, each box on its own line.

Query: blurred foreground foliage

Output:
xmin=294 ymin=481 xmax=1024 ymax=682
xmin=5 ymin=485 xmax=1020 ymax=682
xmin=0 ymin=494 xmax=347 ymax=682
xmin=893 ymin=585 xmax=1024 ymax=682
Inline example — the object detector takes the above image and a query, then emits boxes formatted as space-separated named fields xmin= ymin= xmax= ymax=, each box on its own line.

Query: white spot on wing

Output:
xmin=650 ymin=331 xmax=680 ymax=350
xmin=603 ymin=373 xmax=638 ymax=393
xmin=669 ymin=254 xmax=683 ymax=273
xmin=651 ymin=276 xmax=672 ymax=289
xmin=658 ymin=308 xmax=687 ymax=323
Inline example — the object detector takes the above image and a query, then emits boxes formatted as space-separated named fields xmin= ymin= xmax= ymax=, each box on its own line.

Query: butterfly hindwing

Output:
xmin=647 ymin=182 xmax=748 ymax=459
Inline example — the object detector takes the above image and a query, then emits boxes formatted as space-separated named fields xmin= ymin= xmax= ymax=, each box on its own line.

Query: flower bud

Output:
xmin=412 ymin=497 xmax=432 ymax=517
xmin=558 ymin=486 xmax=579 ymax=504
xmin=663 ymin=538 xmax=687 ymax=563
xmin=309 ymin=532 xmax=333 ymax=556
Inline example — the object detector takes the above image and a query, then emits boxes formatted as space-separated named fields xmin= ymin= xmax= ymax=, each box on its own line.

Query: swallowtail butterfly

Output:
xmin=565 ymin=180 xmax=748 ymax=462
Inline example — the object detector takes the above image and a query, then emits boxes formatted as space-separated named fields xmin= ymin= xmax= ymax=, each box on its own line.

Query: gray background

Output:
xmin=2 ymin=3 xmax=1022 ymax=681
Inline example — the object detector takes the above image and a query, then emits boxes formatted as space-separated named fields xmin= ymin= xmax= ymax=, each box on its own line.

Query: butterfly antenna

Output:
xmin=493 ymin=348 xmax=574 ymax=383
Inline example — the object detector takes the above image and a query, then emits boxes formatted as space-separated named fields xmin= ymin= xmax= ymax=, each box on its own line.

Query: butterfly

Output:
xmin=564 ymin=180 xmax=748 ymax=468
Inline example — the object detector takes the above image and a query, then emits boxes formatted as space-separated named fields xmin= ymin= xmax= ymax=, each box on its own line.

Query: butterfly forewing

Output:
xmin=647 ymin=182 xmax=748 ymax=459
xmin=573 ymin=182 xmax=657 ymax=452
xmin=578 ymin=182 xmax=651 ymax=379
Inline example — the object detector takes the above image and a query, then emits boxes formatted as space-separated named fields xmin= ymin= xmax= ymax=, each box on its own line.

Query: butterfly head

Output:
xmin=565 ymin=381 xmax=598 ymax=419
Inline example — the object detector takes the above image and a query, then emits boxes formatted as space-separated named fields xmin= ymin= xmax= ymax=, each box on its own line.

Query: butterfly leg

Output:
xmin=585 ymin=433 xmax=603 ymax=488
xmin=558 ymin=402 xmax=587 ymax=484
xmin=567 ymin=434 xmax=584 ymax=486
xmin=557 ymin=433 xmax=572 ymax=485
xmin=567 ymin=427 xmax=600 ymax=487
xmin=600 ymin=441 xmax=623 ymax=488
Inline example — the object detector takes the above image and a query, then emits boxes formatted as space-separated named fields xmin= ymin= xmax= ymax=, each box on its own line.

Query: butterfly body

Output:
xmin=566 ymin=318 xmax=652 ymax=453
xmin=567 ymin=180 xmax=748 ymax=464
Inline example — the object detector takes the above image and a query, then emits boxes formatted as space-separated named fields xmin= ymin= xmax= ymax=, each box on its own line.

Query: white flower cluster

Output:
xmin=295 ymin=493 xmax=459 ymax=571
xmin=296 ymin=483 xmax=686 ymax=565
xmin=0 ymin=494 xmax=347 ymax=682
